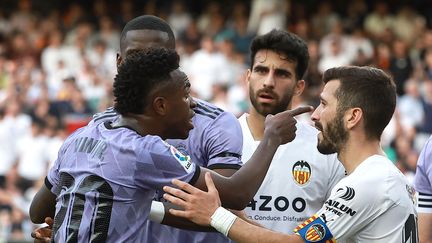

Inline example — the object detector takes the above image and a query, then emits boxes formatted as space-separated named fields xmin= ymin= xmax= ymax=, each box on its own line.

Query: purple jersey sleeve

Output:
xmin=134 ymin=137 xmax=200 ymax=190
xmin=165 ymin=99 xmax=243 ymax=170
xmin=414 ymin=135 xmax=432 ymax=212
xmin=47 ymin=128 xmax=83 ymax=195
xmin=202 ymin=111 xmax=243 ymax=169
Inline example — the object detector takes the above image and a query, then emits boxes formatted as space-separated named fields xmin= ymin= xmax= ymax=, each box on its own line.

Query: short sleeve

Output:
xmin=46 ymin=139 xmax=71 ymax=195
xmin=134 ymin=138 xmax=200 ymax=191
xmin=203 ymin=112 xmax=243 ymax=170
xmin=414 ymin=136 xmax=432 ymax=212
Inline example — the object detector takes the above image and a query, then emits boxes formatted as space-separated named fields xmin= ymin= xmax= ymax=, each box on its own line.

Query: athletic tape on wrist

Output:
xmin=210 ymin=207 xmax=237 ymax=236
xmin=149 ymin=201 xmax=165 ymax=223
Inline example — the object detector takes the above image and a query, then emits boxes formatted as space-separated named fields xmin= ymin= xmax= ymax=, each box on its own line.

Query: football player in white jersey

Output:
xmin=238 ymin=29 xmax=345 ymax=233
xmin=163 ymin=66 xmax=418 ymax=243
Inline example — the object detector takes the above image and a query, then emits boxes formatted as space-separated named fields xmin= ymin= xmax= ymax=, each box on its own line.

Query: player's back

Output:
xmin=349 ymin=155 xmax=417 ymax=242
xmin=317 ymin=155 xmax=417 ymax=242
xmin=47 ymin=122 xmax=197 ymax=242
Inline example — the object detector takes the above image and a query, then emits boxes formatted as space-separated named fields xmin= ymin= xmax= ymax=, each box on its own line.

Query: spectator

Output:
xmin=168 ymin=0 xmax=192 ymax=38
xmin=389 ymin=39 xmax=413 ymax=96
xmin=397 ymin=79 xmax=424 ymax=138
xmin=247 ymin=0 xmax=288 ymax=35
xmin=364 ymin=1 xmax=394 ymax=41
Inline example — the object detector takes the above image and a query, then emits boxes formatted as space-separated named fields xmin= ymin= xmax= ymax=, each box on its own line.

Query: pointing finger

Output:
xmin=287 ymin=106 xmax=314 ymax=117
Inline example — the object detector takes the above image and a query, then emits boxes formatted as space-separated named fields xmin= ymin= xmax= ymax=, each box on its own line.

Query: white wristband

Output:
xmin=210 ymin=207 xmax=237 ymax=236
xmin=149 ymin=201 xmax=165 ymax=223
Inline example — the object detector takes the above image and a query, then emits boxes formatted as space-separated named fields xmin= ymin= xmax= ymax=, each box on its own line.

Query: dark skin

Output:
xmin=30 ymin=28 xmax=312 ymax=240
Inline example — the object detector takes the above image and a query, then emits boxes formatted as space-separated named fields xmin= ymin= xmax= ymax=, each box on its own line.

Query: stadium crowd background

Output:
xmin=0 ymin=0 xmax=431 ymax=242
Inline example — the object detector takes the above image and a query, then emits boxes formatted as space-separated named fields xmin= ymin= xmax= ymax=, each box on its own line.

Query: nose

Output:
xmin=263 ymin=71 xmax=275 ymax=88
xmin=311 ymin=105 xmax=320 ymax=122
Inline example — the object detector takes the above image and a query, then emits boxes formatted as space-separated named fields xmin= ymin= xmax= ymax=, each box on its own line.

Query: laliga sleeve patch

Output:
xmin=294 ymin=214 xmax=335 ymax=243
xmin=169 ymin=145 xmax=194 ymax=173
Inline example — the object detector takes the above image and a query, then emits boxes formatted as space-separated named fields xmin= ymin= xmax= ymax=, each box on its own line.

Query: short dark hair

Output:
xmin=249 ymin=29 xmax=309 ymax=80
xmin=323 ymin=66 xmax=396 ymax=140
xmin=120 ymin=15 xmax=175 ymax=51
xmin=113 ymin=48 xmax=180 ymax=115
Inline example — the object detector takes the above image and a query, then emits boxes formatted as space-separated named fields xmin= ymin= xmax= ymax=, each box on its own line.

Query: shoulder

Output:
xmin=89 ymin=107 xmax=119 ymax=125
xmin=344 ymin=156 xmax=405 ymax=202
xmin=193 ymin=99 xmax=239 ymax=128
xmin=193 ymin=99 xmax=225 ymax=121
xmin=419 ymin=136 xmax=432 ymax=164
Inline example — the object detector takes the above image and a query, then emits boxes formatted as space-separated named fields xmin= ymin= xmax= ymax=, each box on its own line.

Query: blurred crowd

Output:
xmin=0 ymin=0 xmax=431 ymax=241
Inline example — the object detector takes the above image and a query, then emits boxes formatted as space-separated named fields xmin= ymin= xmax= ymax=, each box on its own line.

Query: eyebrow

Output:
xmin=274 ymin=68 xmax=292 ymax=76
xmin=253 ymin=64 xmax=268 ymax=70
xmin=319 ymin=95 xmax=327 ymax=104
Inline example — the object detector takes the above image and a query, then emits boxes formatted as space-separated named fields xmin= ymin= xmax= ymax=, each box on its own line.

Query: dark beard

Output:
xmin=316 ymin=112 xmax=348 ymax=154
xmin=249 ymin=86 xmax=294 ymax=116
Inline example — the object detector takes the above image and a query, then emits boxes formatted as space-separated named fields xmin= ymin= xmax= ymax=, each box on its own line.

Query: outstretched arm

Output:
xmin=29 ymin=183 xmax=56 ymax=224
xmin=191 ymin=106 xmax=313 ymax=210
xmin=164 ymin=172 xmax=304 ymax=243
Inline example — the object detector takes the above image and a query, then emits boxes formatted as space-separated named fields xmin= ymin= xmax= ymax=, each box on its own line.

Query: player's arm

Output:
xmin=191 ymin=106 xmax=312 ymax=210
xmin=419 ymin=212 xmax=432 ymax=243
xmin=29 ymin=140 xmax=68 ymax=224
xmin=164 ymin=172 xmax=304 ymax=243
xmin=227 ymin=218 xmax=303 ymax=243
xmin=29 ymin=180 xmax=56 ymax=224
xmin=154 ymin=201 xmax=216 ymax=232
xmin=151 ymin=167 xmax=237 ymax=231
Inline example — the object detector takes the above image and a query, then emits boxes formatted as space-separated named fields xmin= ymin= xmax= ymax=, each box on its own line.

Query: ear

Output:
xmin=246 ymin=69 xmax=252 ymax=85
xmin=294 ymin=79 xmax=306 ymax=97
xmin=345 ymin=108 xmax=363 ymax=130
xmin=116 ymin=53 xmax=122 ymax=70
xmin=152 ymin=96 xmax=169 ymax=116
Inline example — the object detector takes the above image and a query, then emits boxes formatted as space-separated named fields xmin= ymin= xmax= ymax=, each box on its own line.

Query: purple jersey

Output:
xmin=46 ymin=121 xmax=199 ymax=243
xmin=91 ymin=99 xmax=242 ymax=242
xmin=414 ymin=135 xmax=432 ymax=213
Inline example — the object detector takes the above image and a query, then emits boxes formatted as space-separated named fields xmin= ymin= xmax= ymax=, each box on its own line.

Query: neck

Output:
xmin=337 ymin=134 xmax=385 ymax=174
xmin=112 ymin=114 xmax=164 ymax=138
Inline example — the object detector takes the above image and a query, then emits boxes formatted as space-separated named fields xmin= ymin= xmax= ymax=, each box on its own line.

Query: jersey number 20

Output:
xmin=52 ymin=172 xmax=114 ymax=242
